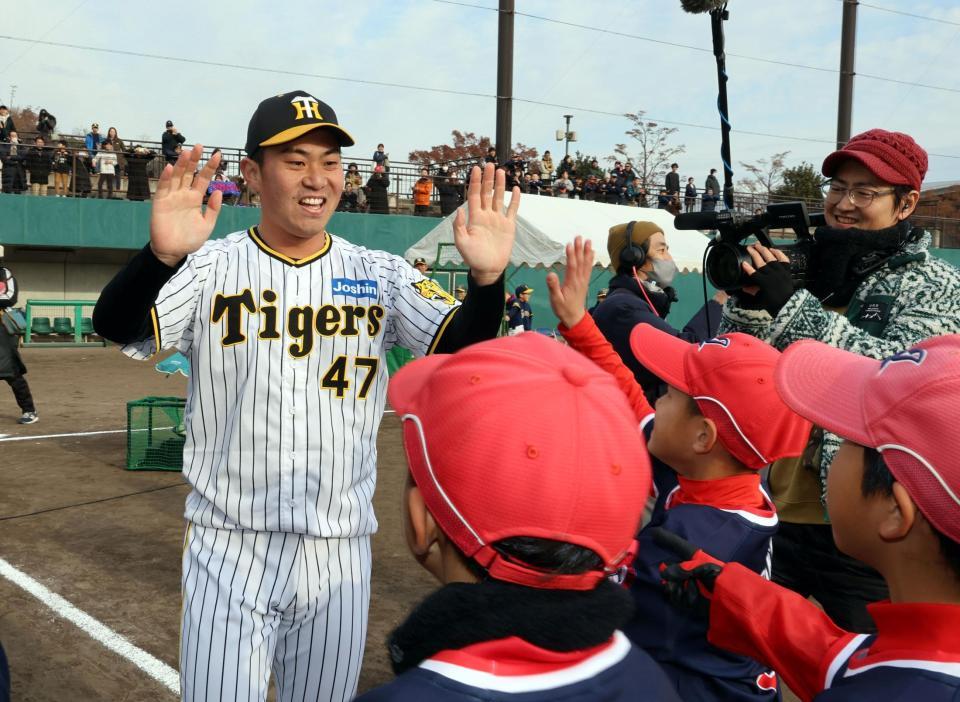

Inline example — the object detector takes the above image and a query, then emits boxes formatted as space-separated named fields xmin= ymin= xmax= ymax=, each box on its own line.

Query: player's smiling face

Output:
xmin=245 ymin=129 xmax=344 ymax=246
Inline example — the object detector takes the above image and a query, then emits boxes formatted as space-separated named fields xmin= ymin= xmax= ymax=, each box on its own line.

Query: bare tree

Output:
xmin=613 ymin=111 xmax=685 ymax=190
xmin=737 ymin=151 xmax=790 ymax=208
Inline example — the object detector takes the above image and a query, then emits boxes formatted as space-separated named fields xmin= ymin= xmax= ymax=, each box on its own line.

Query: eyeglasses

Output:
xmin=822 ymin=180 xmax=896 ymax=207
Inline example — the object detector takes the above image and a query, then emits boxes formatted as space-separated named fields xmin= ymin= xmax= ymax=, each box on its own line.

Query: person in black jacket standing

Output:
xmin=0 ymin=255 xmax=37 ymax=424
xmin=435 ymin=170 xmax=464 ymax=216
xmin=591 ymin=220 xmax=726 ymax=404
xmin=161 ymin=120 xmax=186 ymax=166
xmin=25 ymin=136 xmax=52 ymax=196
xmin=664 ymin=163 xmax=680 ymax=197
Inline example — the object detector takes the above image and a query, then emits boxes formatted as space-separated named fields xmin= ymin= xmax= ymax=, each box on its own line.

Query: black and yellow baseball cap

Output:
xmin=245 ymin=90 xmax=356 ymax=156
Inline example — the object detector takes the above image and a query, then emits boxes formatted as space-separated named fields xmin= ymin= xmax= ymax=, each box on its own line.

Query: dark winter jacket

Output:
xmin=365 ymin=173 xmax=391 ymax=214
xmin=25 ymin=146 xmax=52 ymax=182
xmin=592 ymin=273 xmax=721 ymax=403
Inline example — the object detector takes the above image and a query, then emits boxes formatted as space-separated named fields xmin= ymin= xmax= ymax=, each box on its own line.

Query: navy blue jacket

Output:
xmin=355 ymin=633 xmax=682 ymax=701
xmin=507 ymin=299 xmax=532 ymax=331
xmin=591 ymin=275 xmax=720 ymax=402
xmin=625 ymin=421 xmax=781 ymax=701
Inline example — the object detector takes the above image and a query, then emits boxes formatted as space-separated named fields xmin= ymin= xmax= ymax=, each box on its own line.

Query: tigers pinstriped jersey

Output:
xmin=123 ymin=227 xmax=460 ymax=537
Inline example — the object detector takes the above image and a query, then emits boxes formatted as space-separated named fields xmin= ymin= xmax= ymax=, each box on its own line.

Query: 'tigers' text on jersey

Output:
xmin=211 ymin=288 xmax=385 ymax=358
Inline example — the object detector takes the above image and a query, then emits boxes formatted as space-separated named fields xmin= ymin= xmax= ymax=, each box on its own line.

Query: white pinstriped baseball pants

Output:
xmin=179 ymin=525 xmax=371 ymax=702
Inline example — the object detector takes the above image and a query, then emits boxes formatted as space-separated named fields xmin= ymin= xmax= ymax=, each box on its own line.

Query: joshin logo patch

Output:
xmin=331 ymin=278 xmax=379 ymax=299
xmin=412 ymin=279 xmax=456 ymax=305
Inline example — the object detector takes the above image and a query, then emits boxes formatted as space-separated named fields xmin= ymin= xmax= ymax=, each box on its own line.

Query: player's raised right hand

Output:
xmin=150 ymin=144 xmax=223 ymax=267
xmin=546 ymin=236 xmax=593 ymax=329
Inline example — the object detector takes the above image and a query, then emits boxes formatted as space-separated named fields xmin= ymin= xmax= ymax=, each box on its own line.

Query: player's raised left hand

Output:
xmin=454 ymin=163 xmax=519 ymax=286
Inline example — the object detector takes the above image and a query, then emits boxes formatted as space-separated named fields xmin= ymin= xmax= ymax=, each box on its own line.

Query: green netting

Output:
xmin=126 ymin=396 xmax=186 ymax=471
xmin=387 ymin=346 xmax=414 ymax=375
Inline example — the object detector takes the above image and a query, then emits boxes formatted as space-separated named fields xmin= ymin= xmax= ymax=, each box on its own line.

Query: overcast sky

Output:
xmin=3 ymin=0 xmax=959 ymax=185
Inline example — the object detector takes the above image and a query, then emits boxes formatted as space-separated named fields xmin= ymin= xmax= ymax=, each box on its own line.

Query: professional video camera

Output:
xmin=675 ymin=202 xmax=825 ymax=291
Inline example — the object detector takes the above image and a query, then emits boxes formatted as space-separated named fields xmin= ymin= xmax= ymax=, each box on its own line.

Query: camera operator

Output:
xmin=720 ymin=129 xmax=960 ymax=633
xmin=36 ymin=109 xmax=57 ymax=142
xmin=593 ymin=220 xmax=725 ymax=404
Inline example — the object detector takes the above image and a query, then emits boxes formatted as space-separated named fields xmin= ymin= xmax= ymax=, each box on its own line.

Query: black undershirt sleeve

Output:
xmin=432 ymin=272 xmax=505 ymax=354
xmin=92 ymin=245 xmax=184 ymax=345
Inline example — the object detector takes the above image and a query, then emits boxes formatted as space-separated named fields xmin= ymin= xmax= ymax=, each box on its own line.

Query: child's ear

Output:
xmin=692 ymin=416 xmax=720 ymax=456
xmin=878 ymin=482 xmax=918 ymax=542
xmin=405 ymin=485 xmax=438 ymax=558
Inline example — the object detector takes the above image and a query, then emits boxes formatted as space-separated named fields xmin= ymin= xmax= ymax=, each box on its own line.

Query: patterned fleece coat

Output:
xmin=719 ymin=230 xmax=960 ymax=500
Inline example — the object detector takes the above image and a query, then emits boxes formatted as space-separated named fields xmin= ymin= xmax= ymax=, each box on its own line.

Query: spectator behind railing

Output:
xmin=161 ymin=119 xmax=185 ymax=166
xmin=435 ymin=170 xmax=464 ymax=216
xmin=84 ymin=123 xmax=101 ymax=160
xmin=412 ymin=167 xmax=433 ymax=216
xmin=103 ymin=127 xmax=126 ymax=194
xmin=36 ymin=109 xmax=57 ymax=142
xmin=705 ymin=168 xmax=720 ymax=198
xmin=51 ymin=141 xmax=71 ymax=197
xmin=0 ymin=106 xmax=14 ymax=142
xmin=372 ymin=143 xmax=388 ymax=172
xmin=93 ymin=141 xmax=119 ymax=200
xmin=540 ymin=149 xmax=553 ymax=183
xmin=365 ymin=164 xmax=390 ymax=214
xmin=701 ymin=187 xmax=720 ymax=211
xmin=125 ymin=145 xmax=155 ymax=201
xmin=345 ymin=163 xmax=366 ymax=210
xmin=70 ymin=150 xmax=92 ymax=198
xmin=0 ymin=132 xmax=26 ymax=194
xmin=25 ymin=136 xmax=52 ymax=197
xmin=684 ymin=177 xmax=698 ymax=212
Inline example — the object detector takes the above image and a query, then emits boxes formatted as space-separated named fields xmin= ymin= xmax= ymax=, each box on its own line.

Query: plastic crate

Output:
xmin=126 ymin=396 xmax=186 ymax=471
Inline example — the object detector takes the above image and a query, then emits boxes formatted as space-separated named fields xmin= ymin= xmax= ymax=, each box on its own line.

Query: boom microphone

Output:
xmin=680 ymin=0 xmax=727 ymax=13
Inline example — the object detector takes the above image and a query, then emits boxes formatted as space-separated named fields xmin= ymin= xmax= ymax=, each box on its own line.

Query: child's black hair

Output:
xmin=862 ymin=447 xmax=960 ymax=582
xmin=463 ymin=537 xmax=604 ymax=581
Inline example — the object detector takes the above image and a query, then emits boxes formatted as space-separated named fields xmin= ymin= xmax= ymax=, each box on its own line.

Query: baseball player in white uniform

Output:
xmin=93 ymin=90 xmax=519 ymax=701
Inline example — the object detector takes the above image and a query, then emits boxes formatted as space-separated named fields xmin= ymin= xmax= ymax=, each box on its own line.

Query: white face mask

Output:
xmin=646 ymin=258 xmax=678 ymax=288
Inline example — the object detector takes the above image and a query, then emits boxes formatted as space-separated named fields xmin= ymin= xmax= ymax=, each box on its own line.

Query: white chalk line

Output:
xmin=0 ymin=427 xmax=170 ymax=443
xmin=1 ymin=410 xmax=395 ymax=443
xmin=0 ymin=556 xmax=179 ymax=695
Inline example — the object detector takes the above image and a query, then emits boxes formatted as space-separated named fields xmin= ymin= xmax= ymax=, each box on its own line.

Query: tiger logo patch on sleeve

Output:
xmin=412 ymin=279 xmax=456 ymax=306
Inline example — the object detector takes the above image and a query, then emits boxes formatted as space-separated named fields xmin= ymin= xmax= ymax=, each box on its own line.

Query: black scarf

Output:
xmin=386 ymin=579 xmax=633 ymax=675
xmin=608 ymin=273 xmax=677 ymax=318
xmin=807 ymin=220 xmax=915 ymax=307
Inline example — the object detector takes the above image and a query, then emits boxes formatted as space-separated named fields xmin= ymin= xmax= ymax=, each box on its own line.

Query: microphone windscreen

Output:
xmin=680 ymin=0 xmax=726 ymax=13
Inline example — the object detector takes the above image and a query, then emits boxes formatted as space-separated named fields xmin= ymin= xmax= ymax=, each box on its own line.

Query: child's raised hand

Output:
xmin=546 ymin=236 xmax=594 ymax=329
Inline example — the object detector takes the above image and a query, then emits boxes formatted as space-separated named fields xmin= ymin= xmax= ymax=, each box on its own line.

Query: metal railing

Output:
xmin=5 ymin=130 xmax=960 ymax=246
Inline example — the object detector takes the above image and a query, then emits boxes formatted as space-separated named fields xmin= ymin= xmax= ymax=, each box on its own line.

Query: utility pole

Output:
xmin=495 ymin=0 xmax=515 ymax=165
xmin=8 ymin=85 xmax=16 ymax=108
xmin=563 ymin=114 xmax=573 ymax=157
xmin=837 ymin=0 xmax=858 ymax=148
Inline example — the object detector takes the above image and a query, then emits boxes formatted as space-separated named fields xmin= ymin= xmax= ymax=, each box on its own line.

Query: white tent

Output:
xmin=404 ymin=194 xmax=713 ymax=272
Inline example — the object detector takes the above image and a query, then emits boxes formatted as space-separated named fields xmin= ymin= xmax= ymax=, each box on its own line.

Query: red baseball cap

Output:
xmin=822 ymin=129 xmax=927 ymax=192
xmin=629 ymin=325 xmax=812 ymax=469
xmin=387 ymin=333 xmax=652 ymax=591
xmin=775 ymin=336 xmax=960 ymax=544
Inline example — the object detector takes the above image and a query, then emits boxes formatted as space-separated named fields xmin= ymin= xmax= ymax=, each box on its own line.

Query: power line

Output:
xmin=0 ymin=33 xmax=956 ymax=160
xmin=856 ymin=1 xmax=960 ymax=28
xmin=0 ymin=34 xmax=495 ymax=102
xmin=430 ymin=0 xmax=960 ymax=94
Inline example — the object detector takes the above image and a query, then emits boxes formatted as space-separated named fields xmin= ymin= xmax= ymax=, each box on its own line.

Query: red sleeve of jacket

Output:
xmin=558 ymin=313 xmax=654 ymax=421
xmin=708 ymin=562 xmax=859 ymax=702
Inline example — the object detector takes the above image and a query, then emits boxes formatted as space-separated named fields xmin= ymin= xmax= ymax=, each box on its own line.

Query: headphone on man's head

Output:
xmin=619 ymin=221 xmax=647 ymax=268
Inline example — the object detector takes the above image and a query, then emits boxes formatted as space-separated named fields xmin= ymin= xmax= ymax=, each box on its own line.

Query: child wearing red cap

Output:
xmin=356 ymin=333 xmax=681 ymax=701
xmin=546 ymin=237 xmax=812 ymax=701
xmin=659 ymin=335 xmax=960 ymax=701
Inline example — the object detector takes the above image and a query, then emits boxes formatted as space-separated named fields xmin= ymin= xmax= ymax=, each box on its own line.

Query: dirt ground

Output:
xmin=1 ymin=346 xmax=800 ymax=702
xmin=0 ymin=346 xmax=433 ymax=701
